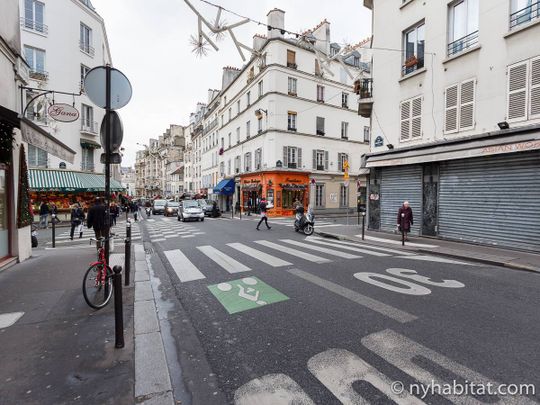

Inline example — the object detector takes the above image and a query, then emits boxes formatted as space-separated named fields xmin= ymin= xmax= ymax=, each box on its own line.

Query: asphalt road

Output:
xmin=134 ymin=215 xmax=540 ymax=403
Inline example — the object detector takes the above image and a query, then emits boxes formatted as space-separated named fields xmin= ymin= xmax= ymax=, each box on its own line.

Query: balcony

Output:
xmin=81 ymin=121 xmax=98 ymax=134
xmin=356 ymin=78 xmax=373 ymax=118
xmin=510 ymin=1 xmax=540 ymax=29
xmin=316 ymin=165 xmax=325 ymax=171
xmin=287 ymin=126 xmax=297 ymax=132
xmin=287 ymin=163 xmax=297 ymax=169
xmin=79 ymin=42 xmax=95 ymax=57
xmin=287 ymin=62 xmax=298 ymax=69
xmin=401 ymin=55 xmax=425 ymax=76
xmin=20 ymin=18 xmax=48 ymax=35
xmin=81 ymin=162 xmax=95 ymax=172
xmin=29 ymin=70 xmax=49 ymax=81
xmin=447 ymin=30 xmax=479 ymax=57
xmin=316 ymin=130 xmax=325 ymax=136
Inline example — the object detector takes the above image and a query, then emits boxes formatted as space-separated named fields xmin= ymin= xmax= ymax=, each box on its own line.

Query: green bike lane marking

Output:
xmin=208 ymin=277 xmax=289 ymax=314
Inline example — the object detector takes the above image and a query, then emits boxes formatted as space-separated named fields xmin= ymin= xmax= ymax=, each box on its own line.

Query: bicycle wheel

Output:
xmin=82 ymin=263 xmax=113 ymax=309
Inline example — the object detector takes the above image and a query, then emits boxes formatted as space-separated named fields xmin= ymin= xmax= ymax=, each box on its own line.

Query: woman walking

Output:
xmin=70 ymin=203 xmax=85 ymax=240
xmin=256 ymin=197 xmax=271 ymax=231
xmin=397 ymin=200 xmax=414 ymax=241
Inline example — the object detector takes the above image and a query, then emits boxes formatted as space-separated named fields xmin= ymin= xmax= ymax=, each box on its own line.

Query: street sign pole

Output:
xmin=105 ymin=65 xmax=111 ymax=264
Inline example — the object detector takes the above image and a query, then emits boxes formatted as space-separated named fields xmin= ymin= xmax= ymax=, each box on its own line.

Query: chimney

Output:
xmin=267 ymin=8 xmax=285 ymax=39
xmin=221 ymin=66 xmax=241 ymax=89
xmin=252 ymin=34 xmax=267 ymax=52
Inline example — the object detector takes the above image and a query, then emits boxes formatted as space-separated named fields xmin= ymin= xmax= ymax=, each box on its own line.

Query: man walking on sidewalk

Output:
xmin=87 ymin=197 xmax=107 ymax=240
xmin=256 ymin=197 xmax=271 ymax=231
xmin=39 ymin=201 xmax=49 ymax=229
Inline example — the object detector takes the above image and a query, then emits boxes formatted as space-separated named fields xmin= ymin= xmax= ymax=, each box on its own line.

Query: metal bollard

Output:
xmin=112 ymin=265 xmax=124 ymax=348
xmin=401 ymin=213 xmax=405 ymax=246
xmin=124 ymin=220 xmax=131 ymax=286
xmin=51 ymin=214 xmax=56 ymax=248
xmin=361 ymin=212 xmax=366 ymax=240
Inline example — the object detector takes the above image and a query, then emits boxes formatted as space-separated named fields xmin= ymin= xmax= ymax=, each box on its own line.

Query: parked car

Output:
xmin=200 ymin=199 xmax=214 ymax=216
xmin=152 ymin=199 xmax=167 ymax=215
xmin=164 ymin=201 xmax=180 ymax=217
xmin=178 ymin=200 xmax=204 ymax=222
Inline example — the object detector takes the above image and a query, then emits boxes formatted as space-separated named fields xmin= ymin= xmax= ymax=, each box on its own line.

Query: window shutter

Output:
xmin=338 ymin=153 xmax=343 ymax=171
xmin=444 ymin=84 xmax=459 ymax=133
xmin=312 ymin=150 xmax=317 ymax=169
xmin=322 ymin=185 xmax=326 ymax=207
xmin=411 ymin=97 xmax=422 ymax=138
xmin=507 ymin=61 xmax=528 ymax=122
xmin=530 ymin=57 xmax=540 ymax=119
xmin=324 ymin=151 xmax=329 ymax=170
xmin=283 ymin=146 xmax=288 ymax=166
xmin=400 ymin=100 xmax=411 ymax=141
xmin=297 ymin=147 xmax=302 ymax=168
xmin=459 ymin=79 xmax=475 ymax=130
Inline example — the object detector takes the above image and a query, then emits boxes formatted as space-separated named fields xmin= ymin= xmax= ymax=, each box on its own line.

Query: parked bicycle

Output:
xmin=82 ymin=234 xmax=116 ymax=309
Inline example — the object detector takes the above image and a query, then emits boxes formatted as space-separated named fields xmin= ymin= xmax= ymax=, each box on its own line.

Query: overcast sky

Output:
xmin=90 ymin=0 xmax=372 ymax=166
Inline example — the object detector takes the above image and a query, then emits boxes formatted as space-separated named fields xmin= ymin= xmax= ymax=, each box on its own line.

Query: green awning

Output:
xmin=80 ymin=139 xmax=102 ymax=149
xmin=29 ymin=169 xmax=124 ymax=192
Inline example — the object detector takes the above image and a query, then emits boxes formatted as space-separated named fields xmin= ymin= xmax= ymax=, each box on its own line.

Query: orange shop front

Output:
xmin=240 ymin=171 xmax=310 ymax=217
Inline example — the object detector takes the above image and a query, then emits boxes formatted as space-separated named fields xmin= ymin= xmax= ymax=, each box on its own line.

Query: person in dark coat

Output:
xmin=70 ymin=203 xmax=85 ymax=240
xmin=256 ymin=198 xmax=271 ymax=231
xmin=39 ymin=201 xmax=50 ymax=229
xmin=211 ymin=201 xmax=220 ymax=218
xmin=397 ymin=200 xmax=413 ymax=240
xmin=247 ymin=198 xmax=252 ymax=216
xmin=87 ymin=197 xmax=107 ymax=240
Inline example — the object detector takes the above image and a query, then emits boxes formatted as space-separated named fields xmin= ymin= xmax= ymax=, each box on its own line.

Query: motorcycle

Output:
xmin=31 ymin=224 xmax=38 ymax=248
xmin=145 ymin=207 xmax=151 ymax=217
xmin=294 ymin=206 xmax=315 ymax=236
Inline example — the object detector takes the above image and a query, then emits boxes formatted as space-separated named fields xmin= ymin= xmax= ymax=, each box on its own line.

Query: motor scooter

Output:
xmin=145 ymin=207 xmax=151 ymax=217
xmin=294 ymin=206 xmax=315 ymax=236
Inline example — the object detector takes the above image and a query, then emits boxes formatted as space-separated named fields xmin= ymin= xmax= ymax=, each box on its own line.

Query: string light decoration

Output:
xmin=0 ymin=120 xmax=15 ymax=164
xmin=17 ymin=144 xmax=33 ymax=228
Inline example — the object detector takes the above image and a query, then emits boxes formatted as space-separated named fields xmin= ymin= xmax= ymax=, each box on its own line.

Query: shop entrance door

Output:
xmin=0 ymin=167 xmax=9 ymax=258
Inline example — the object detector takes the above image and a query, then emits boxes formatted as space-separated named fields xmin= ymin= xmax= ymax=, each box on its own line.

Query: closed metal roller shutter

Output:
xmin=439 ymin=151 xmax=540 ymax=251
xmin=380 ymin=166 xmax=422 ymax=235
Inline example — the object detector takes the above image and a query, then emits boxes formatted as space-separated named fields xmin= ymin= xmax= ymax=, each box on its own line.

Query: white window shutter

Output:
xmin=530 ymin=56 xmax=540 ymax=119
xmin=459 ymin=79 xmax=475 ymax=130
xmin=411 ymin=96 xmax=422 ymax=138
xmin=400 ymin=100 xmax=411 ymax=141
xmin=297 ymin=147 xmax=302 ymax=168
xmin=507 ymin=61 xmax=528 ymax=122
xmin=338 ymin=153 xmax=343 ymax=171
xmin=324 ymin=151 xmax=329 ymax=170
xmin=444 ymin=84 xmax=459 ymax=133
xmin=312 ymin=150 xmax=317 ymax=169
xmin=283 ymin=146 xmax=288 ymax=167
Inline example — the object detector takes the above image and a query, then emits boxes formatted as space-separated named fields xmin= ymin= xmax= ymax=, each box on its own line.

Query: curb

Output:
xmin=315 ymin=231 xmax=540 ymax=274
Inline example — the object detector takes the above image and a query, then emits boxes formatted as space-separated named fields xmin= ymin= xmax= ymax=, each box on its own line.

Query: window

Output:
xmin=236 ymin=127 xmax=240 ymax=144
xmin=80 ymin=23 xmax=93 ymax=55
xmin=288 ymin=77 xmax=297 ymax=95
xmin=353 ymin=56 xmax=360 ymax=67
xmin=237 ymin=100 xmax=241 ymax=114
xmin=258 ymin=80 xmax=263 ymax=98
xmin=288 ymin=111 xmax=297 ymax=131
xmin=228 ymin=133 xmax=231 ymax=147
xmin=507 ymin=57 xmax=540 ymax=122
xmin=24 ymin=0 xmax=46 ymax=33
xmin=234 ymin=156 xmax=241 ymax=173
xmin=81 ymin=147 xmax=95 ymax=171
xmin=339 ymin=185 xmax=349 ymax=208
xmin=330 ymin=47 xmax=339 ymax=57
xmin=258 ymin=117 xmax=263 ymax=133
xmin=312 ymin=150 xmax=328 ymax=171
xmin=317 ymin=85 xmax=325 ymax=102
xmin=315 ymin=184 xmax=325 ymax=208
xmin=338 ymin=153 xmax=349 ymax=172
xmin=244 ymin=152 xmax=251 ymax=172
xmin=510 ymin=0 xmax=540 ymax=29
xmin=403 ymin=22 xmax=425 ymax=75
xmin=342 ymin=92 xmax=349 ymax=108
xmin=448 ymin=0 xmax=479 ymax=56
xmin=246 ymin=121 xmax=251 ymax=138
xmin=221 ymin=116 xmax=224 ymax=126
xmin=227 ymin=159 xmax=231 ymax=175
xmin=364 ymin=126 xmax=371 ymax=143
xmin=287 ymin=50 xmax=297 ymax=68
xmin=80 ymin=64 xmax=90 ymax=90
xmin=341 ymin=122 xmax=349 ymax=139
xmin=81 ymin=104 xmax=94 ymax=132
xmin=444 ymin=79 xmax=476 ymax=133
xmin=315 ymin=59 xmax=322 ymax=77
xmin=228 ymin=108 xmax=232 ymax=121
xmin=24 ymin=45 xmax=46 ymax=76
xmin=316 ymin=117 xmax=325 ymax=135
xmin=224 ymin=96 xmax=227 ymax=105
xmin=28 ymin=144 xmax=47 ymax=167
xmin=400 ymin=96 xmax=423 ymax=141
xmin=283 ymin=146 xmax=302 ymax=169
xmin=247 ymin=91 xmax=251 ymax=106
xmin=255 ymin=148 xmax=262 ymax=170
xmin=219 ymin=162 xmax=225 ymax=176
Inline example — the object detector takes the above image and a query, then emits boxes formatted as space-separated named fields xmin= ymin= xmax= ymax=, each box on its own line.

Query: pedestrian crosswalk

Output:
xmin=144 ymin=217 xmax=206 ymax=242
xmin=161 ymin=237 xmax=439 ymax=283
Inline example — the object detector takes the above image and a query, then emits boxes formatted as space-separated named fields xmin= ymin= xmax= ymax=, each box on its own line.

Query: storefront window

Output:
xmin=0 ymin=167 xmax=9 ymax=258
xmin=267 ymin=189 xmax=274 ymax=206
xmin=282 ymin=189 xmax=305 ymax=208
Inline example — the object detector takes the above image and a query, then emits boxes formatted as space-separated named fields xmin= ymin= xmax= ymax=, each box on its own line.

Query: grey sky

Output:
xmin=90 ymin=0 xmax=372 ymax=166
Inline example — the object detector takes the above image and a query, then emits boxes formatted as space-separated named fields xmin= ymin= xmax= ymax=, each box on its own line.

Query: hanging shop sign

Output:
xmin=47 ymin=103 xmax=79 ymax=123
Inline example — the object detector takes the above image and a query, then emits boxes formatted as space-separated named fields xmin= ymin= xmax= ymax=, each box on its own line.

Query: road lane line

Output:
xmin=227 ymin=243 xmax=292 ymax=267
xmin=164 ymin=249 xmax=205 ymax=282
xmin=287 ymin=268 xmax=417 ymax=323
xmin=197 ymin=246 xmax=251 ymax=273
xmin=305 ymin=237 xmax=389 ymax=257
xmin=254 ymin=240 xmax=331 ymax=264
xmin=280 ymin=239 xmax=361 ymax=259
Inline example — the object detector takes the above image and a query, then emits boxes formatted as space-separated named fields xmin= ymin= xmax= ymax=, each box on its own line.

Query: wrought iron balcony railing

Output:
xmin=29 ymin=70 xmax=49 ymax=81
xmin=447 ymin=30 xmax=479 ymax=57
xmin=81 ymin=121 xmax=98 ymax=134
xmin=357 ymin=78 xmax=373 ymax=99
xmin=510 ymin=1 xmax=540 ymax=29
xmin=79 ymin=42 xmax=95 ymax=56
xmin=20 ymin=18 xmax=48 ymax=34
xmin=81 ymin=162 xmax=95 ymax=172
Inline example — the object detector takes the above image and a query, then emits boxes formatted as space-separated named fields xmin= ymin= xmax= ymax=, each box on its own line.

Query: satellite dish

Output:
xmin=84 ymin=66 xmax=132 ymax=110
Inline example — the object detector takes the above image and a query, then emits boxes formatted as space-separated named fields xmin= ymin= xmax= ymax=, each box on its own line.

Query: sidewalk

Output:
xmin=0 ymin=246 xmax=135 ymax=404
xmin=315 ymin=225 xmax=540 ymax=273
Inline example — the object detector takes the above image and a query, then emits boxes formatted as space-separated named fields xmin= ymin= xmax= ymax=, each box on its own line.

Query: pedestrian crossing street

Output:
xmin=144 ymin=217 xmax=206 ymax=242
xmin=45 ymin=220 xmax=142 ymax=246
xmin=160 ymin=236 xmax=462 ymax=283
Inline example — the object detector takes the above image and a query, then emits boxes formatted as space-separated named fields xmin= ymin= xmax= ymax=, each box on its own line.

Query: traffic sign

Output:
xmin=100 ymin=111 xmax=123 ymax=153
xmin=84 ymin=66 xmax=133 ymax=110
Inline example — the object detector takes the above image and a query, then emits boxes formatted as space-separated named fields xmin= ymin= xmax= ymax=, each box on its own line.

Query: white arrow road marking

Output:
xmin=305 ymin=237 xmax=389 ymax=257
xmin=0 ymin=312 xmax=25 ymax=329
xmin=197 ymin=245 xmax=251 ymax=273
xmin=255 ymin=240 xmax=331 ymax=264
xmin=164 ymin=249 xmax=205 ymax=282
xmin=227 ymin=243 xmax=292 ymax=267
xmin=386 ymin=268 xmax=465 ymax=288
xmin=353 ymin=273 xmax=432 ymax=296
xmin=395 ymin=255 xmax=476 ymax=266
xmin=308 ymin=348 xmax=426 ymax=404
xmin=234 ymin=373 xmax=315 ymax=405
xmin=280 ymin=239 xmax=362 ymax=259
